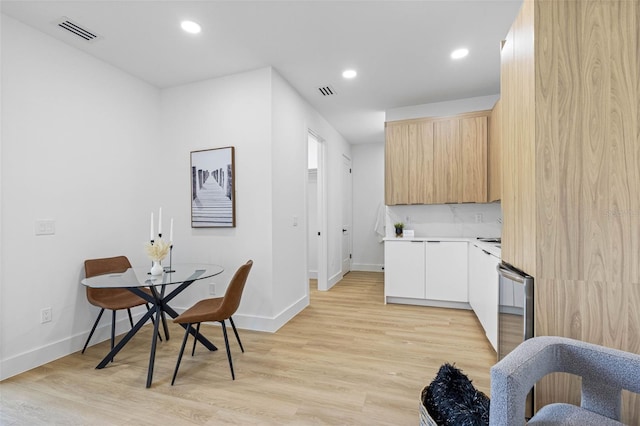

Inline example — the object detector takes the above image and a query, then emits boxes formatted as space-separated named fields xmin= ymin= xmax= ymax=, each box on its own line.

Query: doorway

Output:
xmin=341 ymin=155 xmax=352 ymax=276
xmin=307 ymin=131 xmax=328 ymax=291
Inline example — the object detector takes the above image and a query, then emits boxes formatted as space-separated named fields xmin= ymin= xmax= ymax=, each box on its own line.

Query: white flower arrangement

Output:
xmin=145 ymin=238 xmax=171 ymax=261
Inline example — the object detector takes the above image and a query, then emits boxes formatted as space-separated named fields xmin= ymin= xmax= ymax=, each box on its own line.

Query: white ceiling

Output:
xmin=1 ymin=0 xmax=523 ymax=145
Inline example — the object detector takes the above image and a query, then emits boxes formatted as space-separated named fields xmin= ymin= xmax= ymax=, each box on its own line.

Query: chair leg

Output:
xmin=127 ymin=308 xmax=134 ymax=328
xmin=110 ymin=310 xmax=116 ymax=362
xmin=229 ymin=317 xmax=244 ymax=353
xmin=191 ymin=323 xmax=201 ymax=356
xmin=171 ymin=323 xmax=192 ymax=386
xmin=221 ymin=320 xmax=235 ymax=380
xmin=82 ymin=308 xmax=105 ymax=354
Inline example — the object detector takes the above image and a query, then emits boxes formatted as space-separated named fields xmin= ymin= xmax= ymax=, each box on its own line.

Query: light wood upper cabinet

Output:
xmin=385 ymin=111 xmax=490 ymax=205
xmin=461 ymin=116 xmax=488 ymax=203
xmin=408 ymin=121 xmax=434 ymax=204
xmin=433 ymin=118 xmax=462 ymax=203
xmin=384 ymin=122 xmax=409 ymax=205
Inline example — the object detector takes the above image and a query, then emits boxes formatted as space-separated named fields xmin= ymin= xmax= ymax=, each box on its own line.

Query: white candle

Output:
xmin=169 ymin=218 xmax=174 ymax=244
xmin=158 ymin=207 xmax=162 ymax=236
xmin=150 ymin=212 xmax=154 ymax=241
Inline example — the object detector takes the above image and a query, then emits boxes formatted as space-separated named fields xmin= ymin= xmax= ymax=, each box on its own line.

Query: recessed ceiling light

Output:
xmin=451 ymin=48 xmax=469 ymax=59
xmin=342 ymin=69 xmax=357 ymax=79
xmin=181 ymin=20 xmax=201 ymax=34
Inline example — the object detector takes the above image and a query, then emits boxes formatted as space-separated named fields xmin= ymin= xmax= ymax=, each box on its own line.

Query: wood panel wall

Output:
xmin=502 ymin=0 xmax=640 ymax=422
xmin=500 ymin=0 xmax=536 ymax=276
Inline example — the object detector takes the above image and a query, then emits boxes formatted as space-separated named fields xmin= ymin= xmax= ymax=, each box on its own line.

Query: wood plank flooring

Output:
xmin=0 ymin=272 xmax=496 ymax=425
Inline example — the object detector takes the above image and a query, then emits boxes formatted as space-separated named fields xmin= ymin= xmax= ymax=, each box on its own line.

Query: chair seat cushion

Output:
xmin=527 ymin=403 xmax=623 ymax=426
xmin=88 ymin=288 xmax=150 ymax=310
xmin=174 ymin=297 xmax=224 ymax=324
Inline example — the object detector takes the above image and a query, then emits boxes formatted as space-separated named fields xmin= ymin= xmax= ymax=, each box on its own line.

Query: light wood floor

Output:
xmin=0 ymin=272 xmax=496 ymax=425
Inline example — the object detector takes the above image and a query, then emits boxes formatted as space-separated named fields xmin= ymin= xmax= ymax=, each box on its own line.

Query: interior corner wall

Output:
xmin=351 ymin=143 xmax=385 ymax=271
xmin=0 ymin=16 xmax=354 ymax=380
xmin=158 ymin=68 xmax=277 ymax=329
xmin=0 ymin=14 xmax=161 ymax=380
xmin=270 ymin=68 xmax=351 ymax=300
xmin=271 ymin=72 xmax=352 ymax=291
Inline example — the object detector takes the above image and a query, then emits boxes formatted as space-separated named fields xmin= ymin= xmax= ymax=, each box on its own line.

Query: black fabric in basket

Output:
xmin=421 ymin=363 xmax=490 ymax=426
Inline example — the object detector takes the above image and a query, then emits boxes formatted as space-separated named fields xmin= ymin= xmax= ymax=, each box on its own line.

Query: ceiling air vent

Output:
xmin=55 ymin=17 xmax=101 ymax=42
xmin=318 ymin=85 xmax=336 ymax=96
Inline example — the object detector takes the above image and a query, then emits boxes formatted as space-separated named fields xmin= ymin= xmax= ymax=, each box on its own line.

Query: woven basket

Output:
xmin=419 ymin=387 xmax=438 ymax=426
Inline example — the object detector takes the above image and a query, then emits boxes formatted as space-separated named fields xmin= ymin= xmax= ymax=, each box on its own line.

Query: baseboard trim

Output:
xmin=385 ymin=296 xmax=471 ymax=310
xmin=327 ymin=271 xmax=342 ymax=290
xmin=231 ymin=294 xmax=309 ymax=333
xmin=351 ymin=263 xmax=384 ymax=272
xmin=0 ymin=296 xmax=310 ymax=381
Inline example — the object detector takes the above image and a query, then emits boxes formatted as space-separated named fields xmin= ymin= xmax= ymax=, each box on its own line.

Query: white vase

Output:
xmin=150 ymin=260 xmax=163 ymax=276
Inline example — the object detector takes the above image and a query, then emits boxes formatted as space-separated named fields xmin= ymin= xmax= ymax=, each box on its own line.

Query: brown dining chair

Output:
xmin=171 ymin=260 xmax=253 ymax=384
xmin=82 ymin=255 xmax=158 ymax=355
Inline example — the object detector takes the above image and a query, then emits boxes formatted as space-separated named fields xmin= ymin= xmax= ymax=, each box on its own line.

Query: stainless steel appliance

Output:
xmin=497 ymin=261 xmax=534 ymax=417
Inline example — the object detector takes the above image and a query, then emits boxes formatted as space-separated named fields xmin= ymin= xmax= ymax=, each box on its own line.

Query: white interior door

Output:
xmin=341 ymin=155 xmax=352 ymax=276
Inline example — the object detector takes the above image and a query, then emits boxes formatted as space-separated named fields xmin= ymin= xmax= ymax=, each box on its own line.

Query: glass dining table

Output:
xmin=81 ymin=263 xmax=224 ymax=387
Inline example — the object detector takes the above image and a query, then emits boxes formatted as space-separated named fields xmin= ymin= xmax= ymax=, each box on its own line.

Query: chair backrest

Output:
xmin=85 ymin=255 xmax=132 ymax=278
xmin=84 ymin=256 xmax=132 ymax=304
xmin=218 ymin=260 xmax=253 ymax=319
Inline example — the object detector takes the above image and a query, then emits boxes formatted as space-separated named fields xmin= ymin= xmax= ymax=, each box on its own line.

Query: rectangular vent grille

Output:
xmin=55 ymin=17 xmax=101 ymax=42
xmin=318 ymin=86 xmax=336 ymax=96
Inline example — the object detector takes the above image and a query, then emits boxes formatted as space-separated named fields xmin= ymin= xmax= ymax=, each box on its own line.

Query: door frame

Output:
xmin=341 ymin=154 xmax=352 ymax=276
xmin=307 ymin=130 xmax=328 ymax=292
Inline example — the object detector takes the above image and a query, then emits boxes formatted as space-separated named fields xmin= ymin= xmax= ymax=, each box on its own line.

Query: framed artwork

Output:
xmin=190 ymin=146 xmax=236 ymax=227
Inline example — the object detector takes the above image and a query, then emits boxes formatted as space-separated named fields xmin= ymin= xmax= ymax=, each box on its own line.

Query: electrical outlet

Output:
xmin=41 ymin=307 xmax=52 ymax=323
xmin=209 ymin=284 xmax=216 ymax=295
xmin=475 ymin=213 xmax=483 ymax=223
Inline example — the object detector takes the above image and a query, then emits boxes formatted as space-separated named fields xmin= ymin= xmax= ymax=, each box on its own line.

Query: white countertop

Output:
xmin=384 ymin=236 xmax=501 ymax=258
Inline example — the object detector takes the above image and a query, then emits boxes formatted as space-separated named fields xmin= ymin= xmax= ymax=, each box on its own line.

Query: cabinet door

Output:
xmin=461 ymin=116 xmax=488 ymax=203
xmin=468 ymin=244 xmax=484 ymax=312
xmin=433 ymin=119 xmax=462 ymax=203
xmin=426 ymin=241 xmax=468 ymax=302
xmin=384 ymin=241 xmax=425 ymax=299
xmin=385 ymin=123 xmax=409 ymax=205
xmin=408 ymin=121 xmax=434 ymax=204
xmin=488 ymin=100 xmax=502 ymax=202
xmin=469 ymin=244 xmax=500 ymax=351
xmin=482 ymin=252 xmax=500 ymax=351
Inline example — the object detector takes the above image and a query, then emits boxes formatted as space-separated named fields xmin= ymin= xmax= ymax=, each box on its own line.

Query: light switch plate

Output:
xmin=35 ymin=220 xmax=55 ymax=235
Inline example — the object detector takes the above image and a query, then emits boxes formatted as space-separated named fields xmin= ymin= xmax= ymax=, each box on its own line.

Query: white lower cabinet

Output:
xmin=384 ymin=240 xmax=468 ymax=305
xmin=384 ymin=240 xmax=425 ymax=299
xmin=468 ymin=243 xmax=500 ymax=351
xmin=426 ymin=241 xmax=468 ymax=302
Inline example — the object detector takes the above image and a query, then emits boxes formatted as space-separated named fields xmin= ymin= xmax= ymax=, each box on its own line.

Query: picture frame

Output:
xmin=190 ymin=146 xmax=236 ymax=228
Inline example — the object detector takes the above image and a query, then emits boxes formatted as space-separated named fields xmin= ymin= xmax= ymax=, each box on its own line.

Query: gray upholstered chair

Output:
xmin=490 ymin=336 xmax=640 ymax=425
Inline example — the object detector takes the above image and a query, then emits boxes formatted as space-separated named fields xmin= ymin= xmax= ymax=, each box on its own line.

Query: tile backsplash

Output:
xmin=386 ymin=203 xmax=502 ymax=238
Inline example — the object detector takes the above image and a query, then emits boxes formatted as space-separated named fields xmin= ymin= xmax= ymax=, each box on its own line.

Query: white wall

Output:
xmin=158 ymin=68 xmax=276 ymax=323
xmin=1 ymin=15 xmax=161 ymax=380
xmin=351 ymin=143 xmax=385 ymax=271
